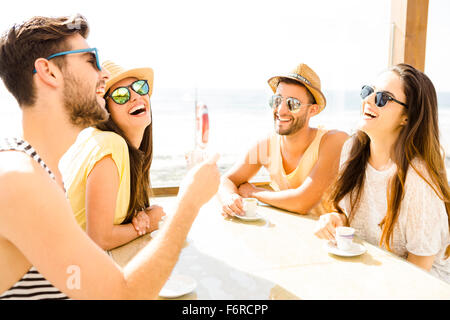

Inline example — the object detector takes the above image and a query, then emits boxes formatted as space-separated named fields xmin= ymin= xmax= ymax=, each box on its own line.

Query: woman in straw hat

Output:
xmin=60 ymin=61 xmax=164 ymax=250
xmin=314 ymin=64 xmax=450 ymax=284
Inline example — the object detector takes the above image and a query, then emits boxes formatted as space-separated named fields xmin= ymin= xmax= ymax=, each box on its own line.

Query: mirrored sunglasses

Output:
xmin=107 ymin=79 xmax=149 ymax=105
xmin=269 ymin=94 xmax=313 ymax=113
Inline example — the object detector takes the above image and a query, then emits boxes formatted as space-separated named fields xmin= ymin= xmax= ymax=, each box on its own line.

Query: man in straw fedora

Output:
xmin=219 ymin=63 xmax=348 ymax=216
xmin=0 ymin=14 xmax=219 ymax=299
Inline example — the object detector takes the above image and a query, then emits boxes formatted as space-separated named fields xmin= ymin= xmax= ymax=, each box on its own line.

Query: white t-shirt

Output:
xmin=339 ymin=138 xmax=450 ymax=284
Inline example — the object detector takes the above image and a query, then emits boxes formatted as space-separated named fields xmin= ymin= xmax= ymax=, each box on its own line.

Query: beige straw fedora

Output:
xmin=268 ymin=63 xmax=326 ymax=114
xmin=102 ymin=60 xmax=154 ymax=97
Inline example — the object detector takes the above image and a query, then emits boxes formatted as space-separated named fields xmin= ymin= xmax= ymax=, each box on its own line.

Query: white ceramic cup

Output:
xmin=242 ymin=198 xmax=258 ymax=217
xmin=335 ymin=226 xmax=355 ymax=251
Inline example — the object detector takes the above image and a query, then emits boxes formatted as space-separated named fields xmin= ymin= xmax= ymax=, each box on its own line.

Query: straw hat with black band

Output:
xmin=102 ymin=60 xmax=154 ymax=97
xmin=267 ymin=63 xmax=326 ymax=115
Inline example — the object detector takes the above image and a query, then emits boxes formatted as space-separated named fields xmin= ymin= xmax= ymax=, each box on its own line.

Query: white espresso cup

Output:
xmin=335 ymin=226 xmax=355 ymax=251
xmin=242 ymin=198 xmax=258 ymax=217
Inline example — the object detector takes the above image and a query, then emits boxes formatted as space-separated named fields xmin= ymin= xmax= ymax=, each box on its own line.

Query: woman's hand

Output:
xmin=314 ymin=212 xmax=347 ymax=240
xmin=132 ymin=210 xmax=151 ymax=236
xmin=145 ymin=205 xmax=166 ymax=232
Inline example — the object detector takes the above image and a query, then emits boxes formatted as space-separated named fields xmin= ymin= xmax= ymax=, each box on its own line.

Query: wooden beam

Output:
xmin=389 ymin=0 xmax=429 ymax=71
xmin=150 ymin=181 xmax=272 ymax=197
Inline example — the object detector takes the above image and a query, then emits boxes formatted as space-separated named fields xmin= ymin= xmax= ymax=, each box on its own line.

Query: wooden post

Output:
xmin=389 ymin=0 xmax=429 ymax=71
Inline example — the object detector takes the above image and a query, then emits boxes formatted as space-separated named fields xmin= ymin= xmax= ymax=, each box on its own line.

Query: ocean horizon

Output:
xmin=1 ymin=88 xmax=450 ymax=187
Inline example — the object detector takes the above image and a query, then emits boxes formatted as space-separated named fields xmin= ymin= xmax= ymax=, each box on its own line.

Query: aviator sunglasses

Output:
xmin=106 ymin=79 xmax=150 ymax=105
xmin=269 ymin=94 xmax=313 ymax=113
xmin=360 ymin=85 xmax=408 ymax=108
xmin=32 ymin=48 xmax=101 ymax=73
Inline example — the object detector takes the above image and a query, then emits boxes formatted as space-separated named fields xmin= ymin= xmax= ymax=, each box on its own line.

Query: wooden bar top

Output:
xmin=110 ymin=196 xmax=450 ymax=299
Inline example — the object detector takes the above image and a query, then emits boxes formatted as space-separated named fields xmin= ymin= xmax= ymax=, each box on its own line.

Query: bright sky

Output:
xmin=0 ymin=0 xmax=449 ymax=94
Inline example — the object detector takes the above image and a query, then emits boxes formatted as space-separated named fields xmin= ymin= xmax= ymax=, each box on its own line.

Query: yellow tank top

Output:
xmin=59 ymin=127 xmax=130 ymax=230
xmin=267 ymin=127 xmax=328 ymax=216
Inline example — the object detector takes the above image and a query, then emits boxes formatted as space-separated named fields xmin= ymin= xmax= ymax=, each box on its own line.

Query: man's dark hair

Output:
xmin=0 ymin=14 xmax=89 ymax=106
xmin=278 ymin=77 xmax=316 ymax=104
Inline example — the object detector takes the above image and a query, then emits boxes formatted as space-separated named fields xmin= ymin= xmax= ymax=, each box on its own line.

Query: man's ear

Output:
xmin=33 ymin=58 xmax=60 ymax=88
xmin=308 ymin=104 xmax=320 ymax=117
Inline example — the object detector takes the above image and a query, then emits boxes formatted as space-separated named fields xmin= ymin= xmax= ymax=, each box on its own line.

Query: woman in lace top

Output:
xmin=314 ymin=64 xmax=450 ymax=284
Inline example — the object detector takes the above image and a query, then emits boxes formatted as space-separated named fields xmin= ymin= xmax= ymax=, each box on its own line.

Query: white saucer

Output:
xmin=150 ymin=230 xmax=160 ymax=238
xmin=159 ymin=274 xmax=197 ymax=298
xmin=234 ymin=212 xmax=263 ymax=221
xmin=324 ymin=241 xmax=366 ymax=257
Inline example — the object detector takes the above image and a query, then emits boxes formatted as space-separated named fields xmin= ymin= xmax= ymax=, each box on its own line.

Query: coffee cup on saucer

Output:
xmin=335 ymin=227 xmax=355 ymax=251
xmin=242 ymin=198 xmax=258 ymax=217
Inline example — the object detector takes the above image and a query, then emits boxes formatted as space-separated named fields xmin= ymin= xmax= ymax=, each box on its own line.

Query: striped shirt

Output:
xmin=0 ymin=138 xmax=69 ymax=300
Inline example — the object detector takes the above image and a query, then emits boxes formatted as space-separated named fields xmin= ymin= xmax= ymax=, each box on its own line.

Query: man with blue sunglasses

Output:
xmin=32 ymin=47 xmax=102 ymax=74
xmin=0 ymin=14 xmax=219 ymax=300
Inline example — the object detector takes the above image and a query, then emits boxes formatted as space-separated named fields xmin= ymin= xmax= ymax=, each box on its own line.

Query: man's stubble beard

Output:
xmin=275 ymin=111 xmax=308 ymax=136
xmin=63 ymin=72 xmax=109 ymax=129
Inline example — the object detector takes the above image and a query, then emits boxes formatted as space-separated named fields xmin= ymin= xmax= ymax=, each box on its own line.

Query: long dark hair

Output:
xmin=329 ymin=63 xmax=450 ymax=257
xmin=96 ymin=103 xmax=153 ymax=224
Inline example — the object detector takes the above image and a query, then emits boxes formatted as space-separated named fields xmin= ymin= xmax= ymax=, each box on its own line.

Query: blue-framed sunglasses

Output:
xmin=32 ymin=47 xmax=101 ymax=74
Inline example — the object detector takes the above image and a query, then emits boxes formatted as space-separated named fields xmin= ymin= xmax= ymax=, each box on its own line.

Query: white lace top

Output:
xmin=339 ymin=139 xmax=450 ymax=284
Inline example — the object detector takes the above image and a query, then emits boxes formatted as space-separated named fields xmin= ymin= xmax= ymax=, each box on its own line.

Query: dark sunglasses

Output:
xmin=269 ymin=94 xmax=313 ymax=113
xmin=106 ymin=80 xmax=150 ymax=105
xmin=32 ymin=48 xmax=101 ymax=74
xmin=360 ymin=85 xmax=407 ymax=108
